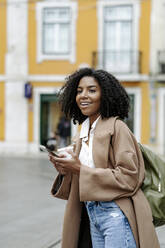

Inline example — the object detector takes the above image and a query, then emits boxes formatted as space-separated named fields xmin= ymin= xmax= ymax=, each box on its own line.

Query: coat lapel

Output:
xmin=92 ymin=117 xmax=117 ymax=168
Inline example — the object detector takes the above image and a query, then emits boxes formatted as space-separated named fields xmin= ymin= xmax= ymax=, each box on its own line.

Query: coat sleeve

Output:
xmin=79 ymin=120 xmax=144 ymax=202
xmin=51 ymin=173 xmax=72 ymax=200
xmin=51 ymin=132 xmax=80 ymax=200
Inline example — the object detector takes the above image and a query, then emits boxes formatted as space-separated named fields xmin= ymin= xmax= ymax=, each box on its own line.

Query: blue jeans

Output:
xmin=85 ymin=201 xmax=137 ymax=248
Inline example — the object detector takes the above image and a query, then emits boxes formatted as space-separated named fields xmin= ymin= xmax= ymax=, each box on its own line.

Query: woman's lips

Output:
xmin=80 ymin=102 xmax=91 ymax=108
xmin=80 ymin=102 xmax=91 ymax=105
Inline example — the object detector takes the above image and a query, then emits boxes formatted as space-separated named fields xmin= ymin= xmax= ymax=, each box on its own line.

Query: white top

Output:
xmin=79 ymin=116 xmax=100 ymax=168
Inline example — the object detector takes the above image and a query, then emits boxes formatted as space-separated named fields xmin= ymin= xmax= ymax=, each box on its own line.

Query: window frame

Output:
xmin=36 ymin=1 xmax=77 ymax=63
xmin=97 ymin=0 xmax=140 ymax=74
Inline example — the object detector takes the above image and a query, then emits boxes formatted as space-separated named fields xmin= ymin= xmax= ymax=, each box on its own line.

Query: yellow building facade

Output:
xmin=1 ymin=0 xmax=164 ymax=155
xmin=28 ymin=0 xmax=151 ymax=148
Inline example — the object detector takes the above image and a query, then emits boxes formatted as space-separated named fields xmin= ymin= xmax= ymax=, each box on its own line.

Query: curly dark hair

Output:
xmin=58 ymin=67 xmax=130 ymax=124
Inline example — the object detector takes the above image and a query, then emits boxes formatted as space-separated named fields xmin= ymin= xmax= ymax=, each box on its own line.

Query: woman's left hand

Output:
xmin=52 ymin=150 xmax=81 ymax=175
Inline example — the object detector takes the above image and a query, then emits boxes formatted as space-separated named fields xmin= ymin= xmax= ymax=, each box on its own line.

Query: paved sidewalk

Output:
xmin=156 ymin=225 xmax=165 ymax=248
xmin=0 ymin=155 xmax=165 ymax=248
xmin=0 ymin=155 xmax=65 ymax=248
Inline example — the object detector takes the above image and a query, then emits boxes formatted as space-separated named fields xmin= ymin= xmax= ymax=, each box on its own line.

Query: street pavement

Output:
xmin=0 ymin=155 xmax=165 ymax=248
xmin=0 ymin=154 xmax=65 ymax=248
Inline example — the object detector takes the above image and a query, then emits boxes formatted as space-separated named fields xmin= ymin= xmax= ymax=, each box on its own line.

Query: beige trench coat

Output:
xmin=51 ymin=117 xmax=160 ymax=248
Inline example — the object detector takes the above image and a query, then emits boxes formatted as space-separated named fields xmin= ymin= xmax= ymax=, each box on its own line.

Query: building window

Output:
xmin=97 ymin=0 xmax=140 ymax=74
xmin=104 ymin=5 xmax=133 ymax=73
xmin=36 ymin=2 xmax=77 ymax=63
xmin=43 ymin=8 xmax=70 ymax=55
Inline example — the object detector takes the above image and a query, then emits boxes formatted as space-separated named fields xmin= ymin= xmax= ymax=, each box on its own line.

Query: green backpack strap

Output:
xmin=139 ymin=143 xmax=165 ymax=227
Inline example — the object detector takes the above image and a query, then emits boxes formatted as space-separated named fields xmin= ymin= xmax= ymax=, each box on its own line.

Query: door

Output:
xmin=40 ymin=100 xmax=49 ymax=145
xmin=40 ymin=94 xmax=59 ymax=145
xmin=125 ymin=93 xmax=134 ymax=133
xmin=124 ymin=88 xmax=141 ymax=142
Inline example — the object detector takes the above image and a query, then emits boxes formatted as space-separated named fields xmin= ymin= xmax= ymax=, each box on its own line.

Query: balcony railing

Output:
xmin=158 ymin=51 xmax=165 ymax=74
xmin=92 ymin=50 xmax=142 ymax=74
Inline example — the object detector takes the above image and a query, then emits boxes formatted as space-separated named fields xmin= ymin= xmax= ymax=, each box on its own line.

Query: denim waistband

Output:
xmin=85 ymin=201 xmax=98 ymax=207
xmin=85 ymin=200 xmax=118 ymax=208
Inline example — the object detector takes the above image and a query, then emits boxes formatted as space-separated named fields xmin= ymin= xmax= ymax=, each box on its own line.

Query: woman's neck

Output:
xmin=89 ymin=114 xmax=100 ymax=126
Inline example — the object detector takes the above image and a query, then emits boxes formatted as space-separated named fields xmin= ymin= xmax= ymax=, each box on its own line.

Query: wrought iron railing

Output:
xmin=92 ymin=50 xmax=142 ymax=74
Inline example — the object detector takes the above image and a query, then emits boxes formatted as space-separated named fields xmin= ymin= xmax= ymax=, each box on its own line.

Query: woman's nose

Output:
xmin=81 ymin=90 xmax=88 ymax=98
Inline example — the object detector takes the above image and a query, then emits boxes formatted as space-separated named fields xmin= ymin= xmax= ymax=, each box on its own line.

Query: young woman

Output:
xmin=49 ymin=68 xmax=160 ymax=248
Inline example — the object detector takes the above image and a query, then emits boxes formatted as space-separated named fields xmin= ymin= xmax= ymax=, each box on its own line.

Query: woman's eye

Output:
xmin=77 ymin=90 xmax=82 ymax=94
xmin=89 ymin=89 xmax=96 ymax=93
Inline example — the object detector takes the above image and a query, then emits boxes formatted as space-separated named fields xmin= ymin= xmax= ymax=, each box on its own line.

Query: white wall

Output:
xmin=2 ymin=0 xmax=28 ymax=154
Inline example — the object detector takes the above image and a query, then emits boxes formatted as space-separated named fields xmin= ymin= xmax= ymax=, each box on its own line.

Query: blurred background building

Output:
xmin=0 ymin=0 xmax=165 ymax=156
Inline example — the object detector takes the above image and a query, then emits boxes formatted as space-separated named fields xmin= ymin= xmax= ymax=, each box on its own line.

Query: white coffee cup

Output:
xmin=57 ymin=145 xmax=74 ymax=159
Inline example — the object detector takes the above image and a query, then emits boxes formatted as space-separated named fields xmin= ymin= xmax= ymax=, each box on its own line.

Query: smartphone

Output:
xmin=39 ymin=145 xmax=60 ymax=157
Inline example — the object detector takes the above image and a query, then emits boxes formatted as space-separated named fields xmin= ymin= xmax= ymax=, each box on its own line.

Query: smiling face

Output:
xmin=76 ymin=76 xmax=101 ymax=125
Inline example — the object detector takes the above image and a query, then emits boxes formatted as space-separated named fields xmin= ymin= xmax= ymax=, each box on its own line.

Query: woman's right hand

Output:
xmin=49 ymin=154 xmax=67 ymax=175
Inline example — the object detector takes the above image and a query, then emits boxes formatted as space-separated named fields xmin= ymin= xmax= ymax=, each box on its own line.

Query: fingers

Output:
xmin=49 ymin=151 xmax=80 ymax=175
xmin=56 ymin=164 xmax=67 ymax=175
xmin=58 ymin=153 xmax=67 ymax=158
xmin=49 ymin=154 xmax=56 ymax=164
xmin=49 ymin=154 xmax=58 ymax=169
xmin=56 ymin=162 xmax=67 ymax=175
xmin=49 ymin=154 xmax=67 ymax=175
